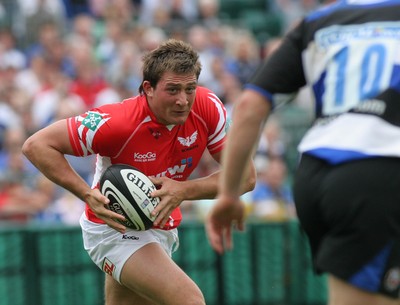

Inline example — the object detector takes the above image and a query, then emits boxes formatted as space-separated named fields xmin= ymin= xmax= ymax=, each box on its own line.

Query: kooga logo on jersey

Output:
xmin=134 ymin=152 xmax=156 ymax=162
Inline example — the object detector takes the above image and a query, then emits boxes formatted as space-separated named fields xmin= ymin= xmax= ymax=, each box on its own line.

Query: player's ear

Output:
xmin=142 ymin=81 xmax=153 ymax=97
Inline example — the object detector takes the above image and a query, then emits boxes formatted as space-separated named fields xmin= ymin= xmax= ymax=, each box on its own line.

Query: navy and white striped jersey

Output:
xmin=247 ymin=0 xmax=400 ymax=164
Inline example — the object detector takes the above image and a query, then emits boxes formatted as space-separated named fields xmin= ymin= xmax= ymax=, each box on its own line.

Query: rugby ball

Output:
xmin=99 ymin=164 xmax=159 ymax=231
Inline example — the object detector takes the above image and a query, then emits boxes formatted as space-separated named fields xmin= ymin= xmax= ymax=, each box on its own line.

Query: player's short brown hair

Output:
xmin=139 ymin=39 xmax=202 ymax=94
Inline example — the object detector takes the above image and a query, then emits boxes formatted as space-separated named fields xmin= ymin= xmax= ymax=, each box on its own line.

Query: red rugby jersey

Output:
xmin=67 ymin=86 xmax=228 ymax=229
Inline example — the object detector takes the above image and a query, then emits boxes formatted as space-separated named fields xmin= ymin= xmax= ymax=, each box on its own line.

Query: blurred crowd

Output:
xmin=0 ymin=0 xmax=322 ymax=225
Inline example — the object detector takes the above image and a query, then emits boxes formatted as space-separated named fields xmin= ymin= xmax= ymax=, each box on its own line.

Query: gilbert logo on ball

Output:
xmin=100 ymin=164 xmax=160 ymax=231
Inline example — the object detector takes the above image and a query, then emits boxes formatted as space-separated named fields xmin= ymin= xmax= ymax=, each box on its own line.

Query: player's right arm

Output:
xmin=22 ymin=119 xmax=127 ymax=233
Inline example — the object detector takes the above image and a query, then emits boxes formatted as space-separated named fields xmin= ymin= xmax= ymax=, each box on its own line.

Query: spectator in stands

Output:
xmin=68 ymin=13 xmax=96 ymax=46
xmin=256 ymin=116 xmax=287 ymax=160
xmin=224 ymin=30 xmax=261 ymax=85
xmin=137 ymin=0 xmax=198 ymax=29
xmin=0 ymin=27 xmax=26 ymax=70
xmin=218 ymin=71 xmax=243 ymax=118
xmin=90 ymin=0 xmax=137 ymax=27
xmin=187 ymin=24 xmax=219 ymax=88
xmin=0 ymin=127 xmax=53 ymax=223
xmin=197 ymin=0 xmax=221 ymax=28
xmin=14 ymin=52 xmax=46 ymax=97
xmin=34 ymin=189 xmax=85 ymax=225
xmin=95 ymin=18 xmax=126 ymax=67
xmin=0 ymin=62 xmax=25 ymax=148
xmin=7 ymin=87 xmax=35 ymax=137
xmin=31 ymin=70 xmax=84 ymax=129
xmin=250 ymin=156 xmax=296 ymax=221
xmin=68 ymin=36 xmax=118 ymax=109
xmin=106 ymin=39 xmax=142 ymax=97
xmin=139 ymin=26 xmax=168 ymax=52
xmin=25 ymin=21 xmax=74 ymax=77
xmin=0 ymin=1 xmax=23 ymax=43
xmin=61 ymin=0 xmax=92 ymax=20
xmin=19 ymin=0 xmax=66 ymax=49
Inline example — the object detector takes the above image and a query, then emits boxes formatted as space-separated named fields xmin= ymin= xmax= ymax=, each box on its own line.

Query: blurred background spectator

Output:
xmin=0 ymin=127 xmax=54 ymax=223
xmin=255 ymin=115 xmax=287 ymax=162
xmin=248 ymin=156 xmax=296 ymax=221
xmin=0 ymin=0 xmax=325 ymax=225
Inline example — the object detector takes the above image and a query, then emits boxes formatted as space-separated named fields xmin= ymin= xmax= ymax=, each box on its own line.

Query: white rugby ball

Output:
xmin=99 ymin=164 xmax=160 ymax=231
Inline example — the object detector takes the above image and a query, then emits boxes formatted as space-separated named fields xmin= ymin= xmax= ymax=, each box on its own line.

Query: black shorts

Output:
xmin=293 ymin=154 xmax=400 ymax=298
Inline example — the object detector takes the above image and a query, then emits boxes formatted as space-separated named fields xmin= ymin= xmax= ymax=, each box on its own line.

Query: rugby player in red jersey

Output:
xmin=23 ymin=39 xmax=256 ymax=305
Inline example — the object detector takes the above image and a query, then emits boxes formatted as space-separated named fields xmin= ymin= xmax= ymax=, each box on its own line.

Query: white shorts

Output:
xmin=79 ymin=213 xmax=179 ymax=283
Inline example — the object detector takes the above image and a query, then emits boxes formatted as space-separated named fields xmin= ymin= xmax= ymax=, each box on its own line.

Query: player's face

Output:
xmin=145 ymin=72 xmax=197 ymax=125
